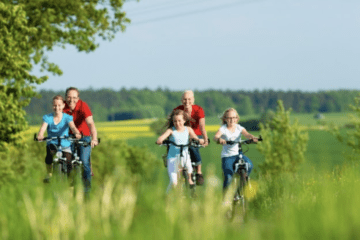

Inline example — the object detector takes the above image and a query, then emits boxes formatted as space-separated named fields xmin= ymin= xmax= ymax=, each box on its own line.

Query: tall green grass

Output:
xmin=1 ymin=120 xmax=357 ymax=239
xmin=1 ymin=161 xmax=360 ymax=239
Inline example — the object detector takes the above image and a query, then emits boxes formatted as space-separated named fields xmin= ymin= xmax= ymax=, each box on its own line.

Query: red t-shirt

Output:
xmin=173 ymin=104 xmax=205 ymax=136
xmin=63 ymin=99 xmax=92 ymax=136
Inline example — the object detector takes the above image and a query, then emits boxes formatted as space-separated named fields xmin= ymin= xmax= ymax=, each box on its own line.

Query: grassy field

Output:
xmin=27 ymin=115 xmax=351 ymax=181
xmin=2 ymin=114 xmax=357 ymax=239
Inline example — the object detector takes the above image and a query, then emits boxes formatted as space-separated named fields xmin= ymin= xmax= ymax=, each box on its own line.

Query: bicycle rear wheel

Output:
xmin=70 ymin=163 xmax=83 ymax=191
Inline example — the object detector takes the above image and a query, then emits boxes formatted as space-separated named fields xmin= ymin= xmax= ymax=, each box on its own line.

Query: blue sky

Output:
xmin=35 ymin=0 xmax=360 ymax=92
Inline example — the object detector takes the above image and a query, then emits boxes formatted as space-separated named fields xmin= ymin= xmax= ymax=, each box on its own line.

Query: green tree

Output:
xmin=0 ymin=1 xmax=129 ymax=147
xmin=335 ymin=93 xmax=360 ymax=159
xmin=257 ymin=100 xmax=308 ymax=176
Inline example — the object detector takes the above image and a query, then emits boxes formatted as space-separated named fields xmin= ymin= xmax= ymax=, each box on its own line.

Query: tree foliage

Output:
xmin=335 ymin=93 xmax=360 ymax=159
xmin=0 ymin=0 xmax=129 ymax=147
xmin=257 ymin=100 xmax=308 ymax=176
xmin=25 ymin=89 xmax=359 ymax=125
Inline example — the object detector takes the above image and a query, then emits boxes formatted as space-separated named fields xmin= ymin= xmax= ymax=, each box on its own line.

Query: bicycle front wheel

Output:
xmin=239 ymin=168 xmax=248 ymax=215
xmin=52 ymin=162 xmax=65 ymax=182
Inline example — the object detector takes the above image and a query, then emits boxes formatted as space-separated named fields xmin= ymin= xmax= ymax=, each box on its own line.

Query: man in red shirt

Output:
xmin=174 ymin=90 xmax=209 ymax=185
xmin=63 ymin=87 xmax=98 ymax=193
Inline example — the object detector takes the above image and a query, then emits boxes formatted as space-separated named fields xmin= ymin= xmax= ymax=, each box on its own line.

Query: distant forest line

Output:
xmin=25 ymin=89 xmax=359 ymax=124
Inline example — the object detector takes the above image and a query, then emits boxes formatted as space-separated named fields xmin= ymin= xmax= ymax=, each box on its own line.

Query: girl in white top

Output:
xmin=213 ymin=108 xmax=258 ymax=191
xmin=157 ymin=109 xmax=204 ymax=192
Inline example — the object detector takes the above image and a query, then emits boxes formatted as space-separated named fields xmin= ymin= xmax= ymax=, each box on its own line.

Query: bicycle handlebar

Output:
xmin=158 ymin=139 xmax=209 ymax=148
xmin=226 ymin=135 xmax=263 ymax=145
xmin=34 ymin=133 xmax=69 ymax=142
xmin=34 ymin=133 xmax=101 ymax=146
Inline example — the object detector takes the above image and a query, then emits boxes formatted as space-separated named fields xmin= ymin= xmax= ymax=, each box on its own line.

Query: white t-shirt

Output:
xmin=219 ymin=124 xmax=245 ymax=158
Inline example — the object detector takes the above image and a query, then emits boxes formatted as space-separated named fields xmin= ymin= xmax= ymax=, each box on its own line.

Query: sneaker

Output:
xmin=43 ymin=174 xmax=52 ymax=183
xmin=196 ymin=173 xmax=204 ymax=186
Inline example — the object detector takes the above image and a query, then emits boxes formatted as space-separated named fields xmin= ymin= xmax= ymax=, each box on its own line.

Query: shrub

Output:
xmin=91 ymin=139 xmax=160 ymax=184
xmin=149 ymin=118 xmax=167 ymax=135
xmin=335 ymin=93 xmax=360 ymax=158
xmin=257 ymin=100 xmax=308 ymax=176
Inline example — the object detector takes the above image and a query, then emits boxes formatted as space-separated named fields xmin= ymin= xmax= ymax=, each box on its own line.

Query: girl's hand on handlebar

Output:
xmin=218 ymin=138 xmax=226 ymax=145
xmin=156 ymin=139 xmax=163 ymax=145
xmin=250 ymin=136 xmax=259 ymax=143
xmin=37 ymin=134 xmax=44 ymax=141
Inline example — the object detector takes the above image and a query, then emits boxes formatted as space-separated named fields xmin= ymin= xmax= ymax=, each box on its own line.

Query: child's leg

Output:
xmin=62 ymin=149 xmax=72 ymax=176
xmin=242 ymin=155 xmax=253 ymax=176
xmin=167 ymin=157 xmax=178 ymax=192
xmin=44 ymin=144 xmax=56 ymax=181
xmin=184 ymin=153 xmax=194 ymax=185
xmin=221 ymin=156 xmax=237 ymax=191
xmin=188 ymin=172 xmax=194 ymax=185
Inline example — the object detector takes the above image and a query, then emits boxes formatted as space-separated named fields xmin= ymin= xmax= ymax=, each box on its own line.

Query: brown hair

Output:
xmin=220 ymin=108 xmax=240 ymax=125
xmin=166 ymin=109 xmax=192 ymax=129
xmin=65 ymin=87 xmax=80 ymax=97
xmin=52 ymin=95 xmax=65 ymax=102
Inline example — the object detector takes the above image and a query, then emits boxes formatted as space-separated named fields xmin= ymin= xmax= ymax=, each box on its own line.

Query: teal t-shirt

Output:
xmin=43 ymin=113 xmax=73 ymax=148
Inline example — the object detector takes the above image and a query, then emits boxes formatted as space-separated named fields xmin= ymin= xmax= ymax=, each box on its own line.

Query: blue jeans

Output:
xmin=189 ymin=135 xmax=203 ymax=166
xmin=72 ymin=136 xmax=92 ymax=192
xmin=221 ymin=154 xmax=253 ymax=190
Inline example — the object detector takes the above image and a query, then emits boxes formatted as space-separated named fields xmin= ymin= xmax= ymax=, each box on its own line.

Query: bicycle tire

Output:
xmin=239 ymin=168 xmax=247 ymax=215
xmin=225 ymin=175 xmax=240 ymax=221
xmin=71 ymin=164 xmax=82 ymax=189
xmin=52 ymin=161 xmax=65 ymax=183
xmin=183 ymin=169 xmax=189 ymax=188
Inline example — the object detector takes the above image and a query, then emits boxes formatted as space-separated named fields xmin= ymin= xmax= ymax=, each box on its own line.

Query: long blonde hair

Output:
xmin=220 ymin=108 xmax=240 ymax=125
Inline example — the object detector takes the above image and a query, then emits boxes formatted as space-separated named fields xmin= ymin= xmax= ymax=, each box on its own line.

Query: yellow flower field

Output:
xmin=27 ymin=119 xmax=223 ymax=140
xmin=27 ymin=118 xmax=322 ymax=141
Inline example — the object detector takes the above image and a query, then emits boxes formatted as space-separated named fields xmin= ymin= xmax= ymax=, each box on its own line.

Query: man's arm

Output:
xmin=199 ymin=117 xmax=209 ymax=146
xmin=85 ymin=115 xmax=98 ymax=148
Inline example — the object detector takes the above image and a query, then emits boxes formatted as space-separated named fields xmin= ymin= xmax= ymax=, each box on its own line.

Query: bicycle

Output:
xmin=161 ymin=139 xmax=210 ymax=185
xmin=34 ymin=134 xmax=100 ymax=186
xmin=34 ymin=134 xmax=77 ymax=183
xmin=225 ymin=136 xmax=262 ymax=220
xmin=158 ymin=139 xmax=206 ymax=197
